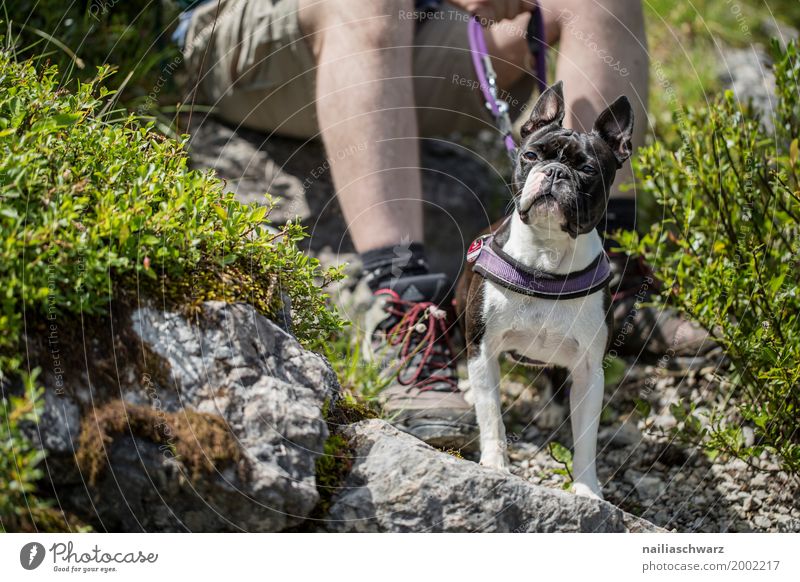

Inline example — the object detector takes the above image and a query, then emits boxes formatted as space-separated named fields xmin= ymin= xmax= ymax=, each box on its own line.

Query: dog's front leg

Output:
xmin=467 ymin=341 xmax=507 ymax=470
xmin=568 ymin=357 xmax=605 ymax=499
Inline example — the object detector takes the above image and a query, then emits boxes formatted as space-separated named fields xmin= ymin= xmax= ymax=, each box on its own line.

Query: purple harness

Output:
xmin=467 ymin=234 xmax=612 ymax=300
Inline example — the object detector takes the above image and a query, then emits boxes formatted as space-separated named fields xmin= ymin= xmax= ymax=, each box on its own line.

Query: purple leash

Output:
xmin=468 ymin=1 xmax=548 ymax=160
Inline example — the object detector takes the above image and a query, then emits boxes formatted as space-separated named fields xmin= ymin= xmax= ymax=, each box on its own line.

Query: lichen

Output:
xmin=440 ymin=447 xmax=464 ymax=459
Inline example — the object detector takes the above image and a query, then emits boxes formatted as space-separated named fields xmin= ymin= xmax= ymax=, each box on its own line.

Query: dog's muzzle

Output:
xmin=518 ymin=163 xmax=573 ymax=222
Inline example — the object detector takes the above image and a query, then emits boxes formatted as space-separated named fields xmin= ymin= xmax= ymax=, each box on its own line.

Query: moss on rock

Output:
xmin=76 ymin=399 xmax=242 ymax=486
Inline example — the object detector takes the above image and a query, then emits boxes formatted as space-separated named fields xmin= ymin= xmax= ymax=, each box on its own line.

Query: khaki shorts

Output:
xmin=182 ymin=0 xmax=532 ymax=139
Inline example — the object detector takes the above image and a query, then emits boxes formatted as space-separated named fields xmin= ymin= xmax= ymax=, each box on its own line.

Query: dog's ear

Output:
xmin=593 ymin=96 xmax=634 ymax=167
xmin=521 ymin=81 xmax=565 ymax=138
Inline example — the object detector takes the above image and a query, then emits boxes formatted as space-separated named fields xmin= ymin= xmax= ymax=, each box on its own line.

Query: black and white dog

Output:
xmin=456 ymin=81 xmax=634 ymax=499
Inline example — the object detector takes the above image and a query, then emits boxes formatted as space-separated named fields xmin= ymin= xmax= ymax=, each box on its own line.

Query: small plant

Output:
xmin=439 ymin=447 xmax=464 ymax=459
xmin=618 ymin=39 xmax=800 ymax=474
xmin=322 ymin=331 xmax=391 ymax=405
xmin=547 ymin=441 xmax=574 ymax=489
xmin=314 ymin=434 xmax=353 ymax=504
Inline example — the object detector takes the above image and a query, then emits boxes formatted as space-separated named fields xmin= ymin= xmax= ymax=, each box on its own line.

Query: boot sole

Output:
xmin=395 ymin=418 xmax=480 ymax=452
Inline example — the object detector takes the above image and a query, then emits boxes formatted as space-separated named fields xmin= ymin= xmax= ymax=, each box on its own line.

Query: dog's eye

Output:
xmin=581 ymin=164 xmax=597 ymax=175
xmin=522 ymin=151 xmax=538 ymax=162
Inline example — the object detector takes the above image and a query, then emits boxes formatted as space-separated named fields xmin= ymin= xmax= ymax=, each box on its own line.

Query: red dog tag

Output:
xmin=466 ymin=237 xmax=485 ymax=263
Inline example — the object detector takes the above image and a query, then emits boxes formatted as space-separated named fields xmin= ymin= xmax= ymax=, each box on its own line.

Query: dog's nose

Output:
xmin=545 ymin=166 xmax=568 ymax=180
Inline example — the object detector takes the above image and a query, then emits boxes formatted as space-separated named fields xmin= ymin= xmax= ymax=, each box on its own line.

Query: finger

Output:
xmin=473 ymin=4 xmax=496 ymax=23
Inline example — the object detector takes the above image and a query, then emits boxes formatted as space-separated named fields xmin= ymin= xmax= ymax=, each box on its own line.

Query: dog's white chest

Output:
xmin=482 ymin=281 xmax=606 ymax=367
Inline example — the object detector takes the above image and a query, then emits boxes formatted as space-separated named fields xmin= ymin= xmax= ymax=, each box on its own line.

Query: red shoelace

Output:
xmin=375 ymin=289 xmax=460 ymax=392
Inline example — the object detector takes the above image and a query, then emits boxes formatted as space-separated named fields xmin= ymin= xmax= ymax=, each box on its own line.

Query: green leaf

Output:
xmin=670 ymin=403 xmax=687 ymax=423
xmin=52 ymin=113 xmax=82 ymax=127
xmin=548 ymin=441 xmax=572 ymax=465
xmin=603 ymin=355 xmax=627 ymax=388
xmin=634 ymin=398 xmax=652 ymax=419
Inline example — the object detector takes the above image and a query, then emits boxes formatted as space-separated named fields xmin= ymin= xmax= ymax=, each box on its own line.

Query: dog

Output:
xmin=455 ymin=81 xmax=634 ymax=499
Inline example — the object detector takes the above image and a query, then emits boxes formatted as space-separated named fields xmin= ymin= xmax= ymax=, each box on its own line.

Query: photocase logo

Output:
xmin=20 ymin=542 xmax=46 ymax=570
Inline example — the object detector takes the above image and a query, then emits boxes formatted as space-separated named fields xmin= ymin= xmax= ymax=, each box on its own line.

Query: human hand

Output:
xmin=448 ymin=0 xmax=534 ymax=23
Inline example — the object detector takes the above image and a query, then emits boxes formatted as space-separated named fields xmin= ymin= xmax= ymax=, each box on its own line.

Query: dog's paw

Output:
xmin=536 ymin=401 xmax=565 ymax=430
xmin=479 ymin=454 xmax=510 ymax=472
xmin=571 ymin=482 xmax=604 ymax=501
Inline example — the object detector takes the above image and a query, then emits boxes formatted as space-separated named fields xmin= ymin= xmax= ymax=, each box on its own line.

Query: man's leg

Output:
xmin=485 ymin=1 xmax=710 ymax=358
xmin=541 ymin=1 xmax=708 ymax=357
xmin=485 ymin=0 xmax=649 ymax=200
xmin=543 ymin=0 xmax=649 ymax=201
xmin=298 ymin=0 xmax=422 ymax=253
xmin=299 ymin=0 xmax=477 ymax=449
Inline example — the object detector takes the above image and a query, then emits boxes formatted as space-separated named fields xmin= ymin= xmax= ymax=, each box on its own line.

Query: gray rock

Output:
xmin=39 ymin=301 xmax=338 ymax=532
xmin=324 ymin=420 xmax=661 ymax=533
xmin=598 ymin=417 xmax=642 ymax=448
xmin=753 ymin=515 xmax=772 ymax=529
xmin=718 ymin=47 xmax=776 ymax=132
xmin=752 ymin=473 xmax=768 ymax=488
xmin=653 ymin=510 xmax=669 ymax=524
xmin=652 ymin=413 xmax=677 ymax=430
xmin=742 ymin=426 xmax=756 ymax=448
xmin=32 ymin=388 xmax=81 ymax=455
xmin=627 ymin=470 xmax=666 ymax=499
xmin=760 ymin=18 xmax=799 ymax=50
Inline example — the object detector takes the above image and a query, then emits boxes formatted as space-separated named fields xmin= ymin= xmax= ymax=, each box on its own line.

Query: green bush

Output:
xmin=0 ymin=50 xmax=342 ymax=345
xmin=619 ymin=40 xmax=800 ymax=473
xmin=0 ymin=51 xmax=343 ymax=529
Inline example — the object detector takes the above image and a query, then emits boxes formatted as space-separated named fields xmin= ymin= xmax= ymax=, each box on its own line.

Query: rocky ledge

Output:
xmin=325 ymin=420 xmax=658 ymax=532
xmin=28 ymin=301 xmax=658 ymax=532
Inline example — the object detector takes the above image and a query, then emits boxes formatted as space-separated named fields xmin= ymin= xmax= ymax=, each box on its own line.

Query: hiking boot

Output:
xmin=608 ymin=250 xmax=717 ymax=361
xmin=362 ymin=273 xmax=477 ymax=450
